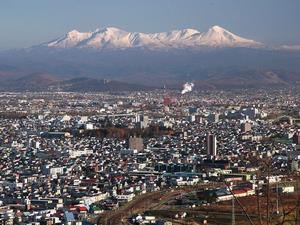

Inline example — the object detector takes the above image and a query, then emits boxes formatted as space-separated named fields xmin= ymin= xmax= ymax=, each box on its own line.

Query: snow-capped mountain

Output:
xmin=41 ymin=25 xmax=262 ymax=50
xmin=2 ymin=25 xmax=300 ymax=91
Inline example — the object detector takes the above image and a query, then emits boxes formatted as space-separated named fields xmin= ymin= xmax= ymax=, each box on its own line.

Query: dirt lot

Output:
xmin=93 ymin=181 xmax=300 ymax=225
xmin=96 ymin=183 xmax=223 ymax=225
xmin=148 ymin=192 xmax=300 ymax=225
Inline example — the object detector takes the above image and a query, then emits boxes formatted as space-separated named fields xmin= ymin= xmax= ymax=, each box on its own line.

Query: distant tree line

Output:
xmin=79 ymin=125 xmax=174 ymax=139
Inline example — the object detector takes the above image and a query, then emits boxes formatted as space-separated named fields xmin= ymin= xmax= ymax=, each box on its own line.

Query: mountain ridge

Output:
xmin=1 ymin=26 xmax=300 ymax=91
xmin=37 ymin=25 xmax=263 ymax=50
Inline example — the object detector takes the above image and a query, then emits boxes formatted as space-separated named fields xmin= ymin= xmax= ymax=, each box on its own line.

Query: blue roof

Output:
xmin=64 ymin=211 xmax=75 ymax=222
xmin=82 ymin=221 xmax=94 ymax=225
xmin=215 ymin=188 xmax=231 ymax=196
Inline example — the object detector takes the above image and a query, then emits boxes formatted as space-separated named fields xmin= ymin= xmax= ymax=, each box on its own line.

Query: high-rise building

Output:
xmin=241 ymin=122 xmax=251 ymax=133
xmin=135 ymin=114 xmax=149 ymax=129
xmin=207 ymin=134 xmax=217 ymax=156
xmin=163 ymin=97 xmax=172 ymax=106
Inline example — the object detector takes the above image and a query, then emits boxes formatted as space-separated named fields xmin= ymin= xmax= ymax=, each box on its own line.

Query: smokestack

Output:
xmin=181 ymin=82 xmax=194 ymax=94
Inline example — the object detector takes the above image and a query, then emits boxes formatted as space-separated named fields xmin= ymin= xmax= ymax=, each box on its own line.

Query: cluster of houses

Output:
xmin=0 ymin=89 xmax=300 ymax=224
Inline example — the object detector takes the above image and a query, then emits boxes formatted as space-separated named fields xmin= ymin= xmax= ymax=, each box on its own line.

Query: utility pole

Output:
xmin=232 ymin=197 xmax=236 ymax=225
xmin=296 ymin=182 xmax=300 ymax=225
xmin=257 ymin=178 xmax=262 ymax=225
xmin=267 ymin=163 xmax=270 ymax=225
xmin=276 ymin=180 xmax=279 ymax=215
xmin=225 ymin=182 xmax=254 ymax=225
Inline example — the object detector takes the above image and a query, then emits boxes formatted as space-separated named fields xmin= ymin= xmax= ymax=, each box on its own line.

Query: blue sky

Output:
xmin=0 ymin=0 xmax=299 ymax=49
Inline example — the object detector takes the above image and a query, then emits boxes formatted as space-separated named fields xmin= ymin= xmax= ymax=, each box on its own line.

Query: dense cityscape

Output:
xmin=1 ymin=1 xmax=299 ymax=224
xmin=0 ymin=89 xmax=300 ymax=224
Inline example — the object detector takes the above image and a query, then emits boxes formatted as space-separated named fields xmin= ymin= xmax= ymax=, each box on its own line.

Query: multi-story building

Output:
xmin=207 ymin=133 xmax=217 ymax=156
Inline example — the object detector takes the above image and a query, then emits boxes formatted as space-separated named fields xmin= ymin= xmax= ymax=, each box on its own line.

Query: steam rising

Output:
xmin=181 ymin=82 xmax=194 ymax=94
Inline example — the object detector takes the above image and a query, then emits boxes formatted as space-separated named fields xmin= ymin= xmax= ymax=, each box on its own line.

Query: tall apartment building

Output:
xmin=207 ymin=133 xmax=217 ymax=156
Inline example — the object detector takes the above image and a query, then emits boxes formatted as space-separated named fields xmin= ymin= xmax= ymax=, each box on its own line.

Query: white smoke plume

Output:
xmin=181 ymin=82 xmax=194 ymax=94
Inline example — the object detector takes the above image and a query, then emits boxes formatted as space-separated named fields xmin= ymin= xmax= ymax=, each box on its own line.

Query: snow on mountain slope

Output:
xmin=47 ymin=30 xmax=93 ymax=48
xmin=41 ymin=25 xmax=263 ymax=50
xmin=83 ymin=27 xmax=133 ymax=49
xmin=193 ymin=25 xmax=260 ymax=47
